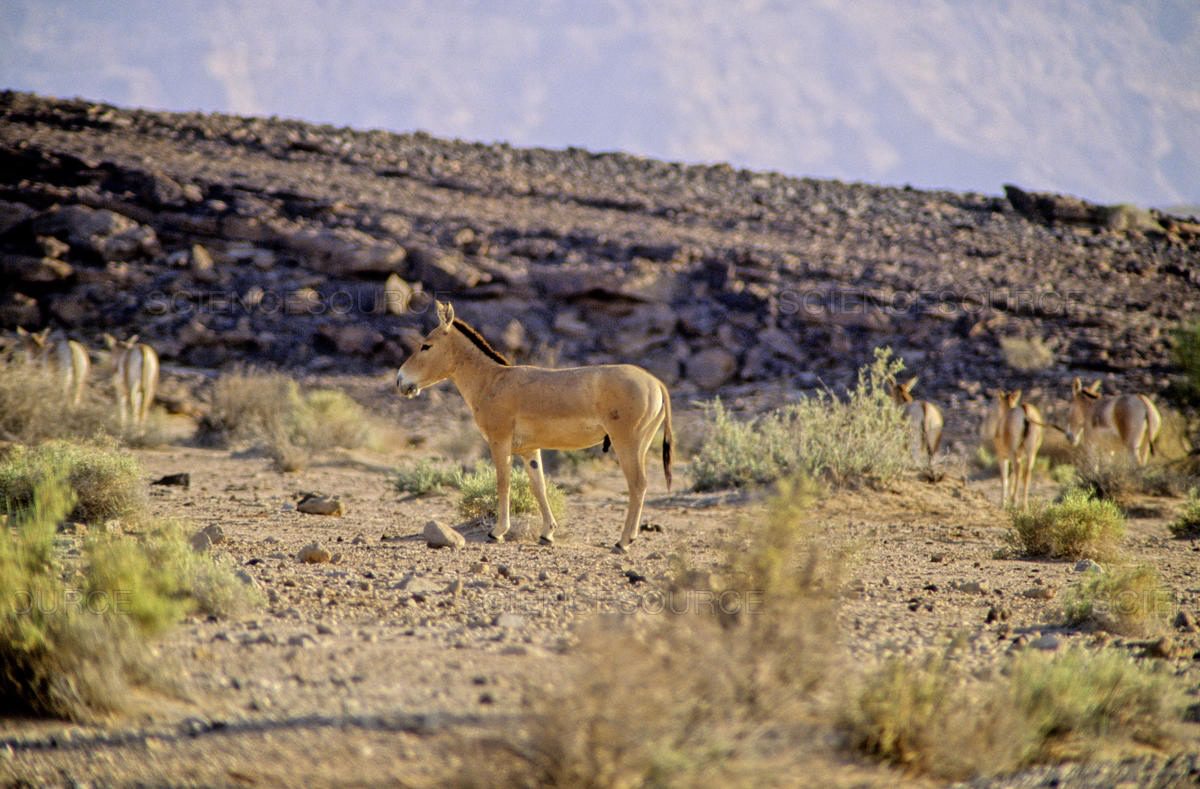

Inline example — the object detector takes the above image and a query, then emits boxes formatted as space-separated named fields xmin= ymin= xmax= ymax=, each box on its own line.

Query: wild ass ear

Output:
xmin=436 ymin=301 xmax=455 ymax=327
xmin=1086 ymin=380 xmax=1102 ymax=395
xmin=128 ymin=334 xmax=139 ymax=345
xmin=1071 ymin=377 xmax=1083 ymax=395
xmin=904 ymin=376 xmax=918 ymax=392
xmin=102 ymin=333 xmax=116 ymax=349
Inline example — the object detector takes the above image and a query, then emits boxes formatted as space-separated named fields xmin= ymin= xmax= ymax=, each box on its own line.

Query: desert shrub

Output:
xmin=0 ymin=473 xmax=257 ymax=719
xmin=0 ymin=359 xmax=113 ymax=444
xmin=392 ymin=458 xmax=464 ymax=497
xmin=1060 ymin=563 xmax=1172 ymax=637
xmin=456 ymin=463 xmax=566 ymax=524
xmin=205 ymin=371 xmax=374 ymax=469
xmin=463 ymin=476 xmax=843 ymax=786
xmin=846 ymin=646 xmax=1179 ymax=778
xmin=1007 ymin=488 xmax=1125 ymax=561
xmin=1000 ymin=335 xmax=1054 ymax=372
xmin=0 ymin=439 xmax=143 ymax=525
xmin=1168 ymin=490 xmax=1200 ymax=538
xmin=1168 ymin=315 xmax=1200 ymax=405
xmin=691 ymin=348 xmax=909 ymax=490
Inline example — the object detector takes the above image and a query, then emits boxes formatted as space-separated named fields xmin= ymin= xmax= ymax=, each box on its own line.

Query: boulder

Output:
xmin=685 ymin=346 xmax=738 ymax=390
xmin=296 ymin=542 xmax=333 ymax=563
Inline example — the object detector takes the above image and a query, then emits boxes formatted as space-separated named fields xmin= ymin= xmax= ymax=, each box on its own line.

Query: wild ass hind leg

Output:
xmin=487 ymin=442 xmax=513 ymax=543
xmin=521 ymin=450 xmax=558 ymax=545
xmin=998 ymin=457 xmax=1012 ymax=509
xmin=611 ymin=418 xmax=661 ymax=554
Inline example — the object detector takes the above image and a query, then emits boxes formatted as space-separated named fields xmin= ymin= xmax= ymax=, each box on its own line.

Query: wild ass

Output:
xmin=886 ymin=375 xmax=943 ymax=470
xmin=1065 ymin=377 xmax=1161 ymax=466
xmin=104 ymin=334 xmax=159 ymax=430
xmin=396 ymin=302 xmax=673 ymax=553
xmin=992 ymin=390 xmax=1044 ymax=510
xmin=16 ymin=326 xmax=90 ymax=406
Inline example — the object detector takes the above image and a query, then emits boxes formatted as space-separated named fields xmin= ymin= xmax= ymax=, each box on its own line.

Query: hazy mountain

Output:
xmin=2 ymin=0 xmax=1197 ymax=209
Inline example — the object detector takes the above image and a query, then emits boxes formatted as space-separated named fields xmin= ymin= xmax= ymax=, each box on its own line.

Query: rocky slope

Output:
xmin=2 ymin=90 xmax=1198 ymax=411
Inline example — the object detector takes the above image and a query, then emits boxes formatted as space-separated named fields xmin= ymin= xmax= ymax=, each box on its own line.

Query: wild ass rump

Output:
xmin=396 ymin=301 xmax=673 ymax=553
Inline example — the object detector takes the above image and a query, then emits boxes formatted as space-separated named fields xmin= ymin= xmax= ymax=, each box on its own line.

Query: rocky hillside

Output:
xmin=2 ymin=91 xmax=1198 ymax=411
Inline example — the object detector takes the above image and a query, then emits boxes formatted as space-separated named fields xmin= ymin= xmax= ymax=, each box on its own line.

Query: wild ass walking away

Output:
xmin=993 ymin=390 xmax=1044 ymax=510
xmin=1065 ymin=377 xmax=1161 ymax=466
xmin=104 ymin=334 xmax=159 ymax=431
xmin=886 ymin=376 xmax=943 ymax=470
xmin=396 ymin=302 xmax=673 ymax=553
xmin=16 ymin=327 xmax=90 ymax=406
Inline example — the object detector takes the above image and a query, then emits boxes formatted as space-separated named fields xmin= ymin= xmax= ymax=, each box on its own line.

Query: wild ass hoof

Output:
xmin=486 ymin=531 xmax=506 ymax=543
xmin=538 ymin=535 xmax=555 ymax=546
xmin=611 ymin=542 xmax=629 ymax=555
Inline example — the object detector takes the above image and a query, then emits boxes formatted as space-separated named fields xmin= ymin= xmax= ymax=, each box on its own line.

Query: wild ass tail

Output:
xmin=660 ymin=380 xmax=674 ymax=491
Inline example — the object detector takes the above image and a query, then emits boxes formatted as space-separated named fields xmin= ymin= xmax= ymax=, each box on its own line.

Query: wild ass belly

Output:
xmin=511 ymin=415 xmax=607 ymax=453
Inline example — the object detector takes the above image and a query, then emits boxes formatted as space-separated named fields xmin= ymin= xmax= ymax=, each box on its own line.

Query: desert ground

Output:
xmin=1 ymin=369 xmax=1199 ymax=788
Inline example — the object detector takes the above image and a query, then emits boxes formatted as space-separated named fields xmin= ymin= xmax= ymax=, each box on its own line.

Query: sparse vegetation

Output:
xmin=846 ymin=646 xmax=1179 ymax=778
xmin=464 ymin=476 xmax=843 ymax=785
xmin=1168 ymin=315 xmax=1200 ymax=406
xmin=0 ymin=358 xmax=112 ymax=443
xmin=1007 ymin=488 xmax=1126 ymax=561
xmin=204 ymin=370 xmax=376 ymax=470
xmin=456 ymin=463 xmax=566 ymax=524
xmin=0 ymin=472 xmax=257 ymax=719
xmin=691 ymin=348 xmax=910 ymax=490
xmin=1000 ymin=335 xmax=1054 ymax=372
xmin=0 ymin=439 xmax=143 ymax=525
xmin=391 ymin=458 xmax=464 ymax=497
xmin=1060 ymin=563 xmax=1172 ymax=637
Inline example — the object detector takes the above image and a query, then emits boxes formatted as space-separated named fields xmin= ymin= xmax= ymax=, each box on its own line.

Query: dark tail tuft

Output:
xmin=602 ymin=434 xmax=611 ymax=453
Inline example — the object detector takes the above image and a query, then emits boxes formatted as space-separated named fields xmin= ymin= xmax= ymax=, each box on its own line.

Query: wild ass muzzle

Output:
xmin=1065 ymin=377 xmax=1161 ymax=466
xmin=396 ymin=302 xmax=674 ymax=553
xmin=886 ymin=375 xmax=943 ymax=470
xmin=992 ymin=390 xmax=1043 ymax=510
xmin=104 ymin=334 xmax=159 ymax=431
xmin=16 ymin=327 xmax=91 ymax=406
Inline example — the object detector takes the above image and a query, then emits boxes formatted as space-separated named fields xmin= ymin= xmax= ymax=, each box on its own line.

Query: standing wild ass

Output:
xmin=1065 ymin=378 xmax=1161 ymax=466
xmin=396 ymin=302 xmax=673 ymax=553
xmin=16 ymin=327 xmax=90 ymax=406
xmin=993 ymin=390 xmax=1044 ymax=510
xmin=886 ymin=375 xmax=943 ymax=470
xmin=104 ymin=334 xmax=159 ymax=430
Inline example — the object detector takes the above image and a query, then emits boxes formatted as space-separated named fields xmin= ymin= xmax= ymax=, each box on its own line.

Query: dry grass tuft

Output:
xmin=1060 ymin=563 xmax=1173 ymax=637
xmin=0 ymin=359 xmax=113 ymax=443
xmin=1007 ymin=488 xmax=1125 ymax=561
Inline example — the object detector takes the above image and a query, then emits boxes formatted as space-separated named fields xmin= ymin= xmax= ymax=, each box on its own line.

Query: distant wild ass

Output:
xmin=886 ymin=375 xmax=943 ymax=471
xmin=104 ymin=334 xmax=159 ymax=430
xmin=396 ymin=301 xmax=673 ymax=553
xmin=1065 ymin=377 xmax=1161 ymax=466
xmin=992 ymin=390 xmax=1044 ymax=510
xmin=16 ymin=326 xmax=90 ymax=406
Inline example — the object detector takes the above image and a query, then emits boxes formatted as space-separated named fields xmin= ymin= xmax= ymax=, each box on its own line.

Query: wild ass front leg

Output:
xmin=488 ymin=443 xmax=512 ymax=542
xmin=522 ymin=450 xmax=558 ymax=545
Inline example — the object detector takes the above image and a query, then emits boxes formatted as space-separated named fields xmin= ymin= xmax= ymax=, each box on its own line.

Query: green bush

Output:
xmin=1169 ymin=315 xmax=1200 ymax=405
xmin=1060 ymin=563 xmax=1172 ymax=637
xmin=392 ymin=458 xmax=464 ymax=497
xmin=0 ymin=440 xmax=143 ymax=525
xmin=846 ymin=646 xmax=1179 ymax=778
xmin=205 ymin=371 xmax=375 ymax=469
xmin=0 ymin=471 xmax=258 ymax=719
xmin=1007 ymin=488 xmax=1126 ymax=561
xmin=690 ymin=348 xmax=910 ymax=490
xmin=457 ymin=463 xmax=566 ymax=524
xmin=1169 ymin=490 xmax=1200 ymax=538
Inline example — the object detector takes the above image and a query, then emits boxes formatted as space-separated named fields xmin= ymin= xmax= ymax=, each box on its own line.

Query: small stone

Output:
xmin=296 ymin=493 xmax=344 ymax=516
xmin=444 ymin=578 xmax=463 ymax=596
xmin=1031 ymin=633 xmax=1061 ymax=651
xmin=189 ymin=530 xmax=213 ymax=553
xmin=1074 ymin=559 xmax=1103 ymax=573
xmin=493 ymin=613 xmax=525 ymax=629
xmin=297 ymin=543 xmax=332 ymax=563
xmin=929 ymin=552 xmax=946 ymax=563
xmin=1145 ymin=635 xmax=1183 ymax=659
xmin=1022 ymin=586 xmax=1055 ymax=600
xmin=424 ymin=520 xmax=466 ymax=549
xmin=956 ymin=580 xmax=989 ymax=595
xmin=1175 ymin=610 xmax=1197 ymax=633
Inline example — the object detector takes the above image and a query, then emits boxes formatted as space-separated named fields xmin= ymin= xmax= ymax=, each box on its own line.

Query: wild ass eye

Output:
xmin=420 ymin=344 xmax=431 ymax=351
